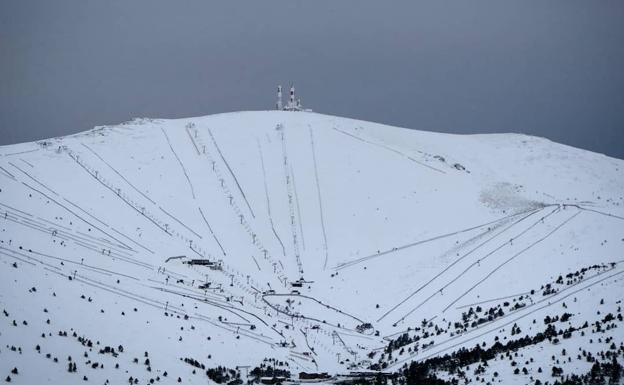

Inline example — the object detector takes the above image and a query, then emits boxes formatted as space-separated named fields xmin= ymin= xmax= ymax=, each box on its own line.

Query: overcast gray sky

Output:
xmin=1 ymin=1 xmax=623 ymax=158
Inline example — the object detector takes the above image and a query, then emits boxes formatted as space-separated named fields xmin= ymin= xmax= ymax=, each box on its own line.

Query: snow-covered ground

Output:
xmin=0 ymin=110 xmax=622 ymax=384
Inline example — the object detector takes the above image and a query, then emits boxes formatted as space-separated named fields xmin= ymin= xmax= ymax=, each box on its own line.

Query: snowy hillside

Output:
xmin=1 ymin=111 xmax=623 ymax=384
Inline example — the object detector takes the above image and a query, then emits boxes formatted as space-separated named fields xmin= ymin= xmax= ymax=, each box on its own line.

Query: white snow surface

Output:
xmin=0 ymin=110 xmax=623 ymax=384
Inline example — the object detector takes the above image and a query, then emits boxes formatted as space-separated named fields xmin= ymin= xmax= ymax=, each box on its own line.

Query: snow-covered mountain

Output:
xmin=1 ymin=111 xmax=623 ymax=384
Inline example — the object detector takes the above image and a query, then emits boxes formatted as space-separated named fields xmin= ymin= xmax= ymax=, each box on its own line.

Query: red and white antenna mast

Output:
xmin=276 ymin=85 xmax=283 ymax=110
xmin=289 ymin=84 xmax=296 ymax=109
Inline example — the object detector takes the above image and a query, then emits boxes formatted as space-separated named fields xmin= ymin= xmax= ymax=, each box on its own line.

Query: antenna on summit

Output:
xmin=275 ymin=83 xmax=311 ymax=112
xmin=288 ymin=84 xmax=296 ymax=109
xmin=276 ymin=85 xmax=282 ymax=110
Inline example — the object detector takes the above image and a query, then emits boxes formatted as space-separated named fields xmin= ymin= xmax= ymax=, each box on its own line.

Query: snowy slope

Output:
xmin=0 ymin=111 xmax=623 ymax=384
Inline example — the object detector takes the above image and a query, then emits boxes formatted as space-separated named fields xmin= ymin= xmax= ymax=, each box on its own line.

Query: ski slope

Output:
xmin=1 ymin=110 xmax=623 ymax=384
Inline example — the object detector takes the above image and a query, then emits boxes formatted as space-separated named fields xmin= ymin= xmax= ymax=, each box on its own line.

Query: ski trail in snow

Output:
xmin=576 ymin=205 xmax=624 ymax=221
xmin=109 ymin=226 xmax=155 ymax=255
xmin=158 ymin=206 xmax=202 ymax=239
xmin=455 ymin=290 xmax=533 ymax=310
xmin=0 ymin=165 xmax=16 ymax=180
xmin=378 ymin=207 xmax=543 ymax=323
xmin=198 ymin=207 xmax=227 ymax=256
xmin=193 ymin=313 xmax=276 ymax=346
xmin=66 ymin=150 xmax=173 ymax=237
xmin=0 ymin=249 xmax=37 ymax=266
xmin=262 ymin=294 xmax=365 ymax=330
xmin=1 ymin=207 xmax=138 ymax=259
xmin=257 ymin=138 xmax=287 ymax=257
xmin=278 ymin=125 xmax=304 ymax=274
xmin=0 ymin=201 xmax=34 ymax=218
xmin=20 ymin=181 xmax=137 ymax=252
xmin=1 ymin=148 xmax=39 ymax=157
xmin=309 ymin=126 xmax=329 ymax=270
xmin=251 ymin=255 xmax=262 ymax=271
xmin=443 ymin=208 xmax=582 ymax=312
xmin=67 ymin=147 xmax=212 ymax=260
xmin=8 ymin=161 xmax=59 ymax=196
xmin=290 ymin=164 xmax=306 ymax=251
xmin=206 ymin=128 xmax=256 ymax=219
xmin=185 ymin=126 xmax=201 ymax=155
xmin=338 ymin=209 xmax=534 ymax=271
xmin=160 ymin=127 xmax=196 ymax=199
xmin=62 ymin=197 xmax=110 ymax=228
xmin=81 ymin=143 xmax=157 ymax=205
xmin=9 ymin=150 xmax=148 ymax=253
xmin=438 ymin=206 xmax=561 ymax=290
xmin=331 ymin=127 xmax=446 ymax=174
xmin=26 ymin=247 xmax=142 ymax=279
xmin=391 ymin=206 xmax=561 ymax=325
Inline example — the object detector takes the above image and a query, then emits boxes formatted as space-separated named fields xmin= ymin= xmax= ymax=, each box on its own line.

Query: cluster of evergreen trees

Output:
xmin=205 ymin=366 xmax=241 ymax=385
